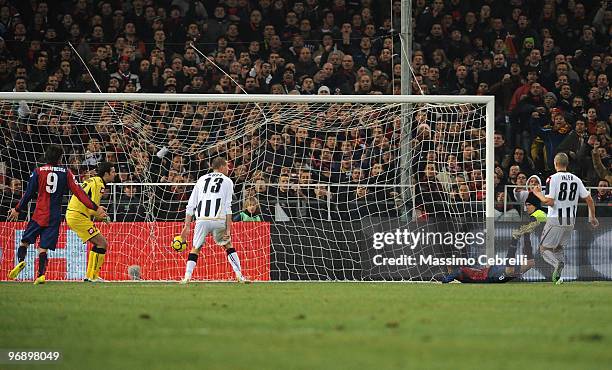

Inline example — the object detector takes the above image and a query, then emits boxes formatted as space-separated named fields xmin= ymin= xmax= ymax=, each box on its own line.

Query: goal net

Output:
xmin=0 ymin=93 xmax=494 ymax=281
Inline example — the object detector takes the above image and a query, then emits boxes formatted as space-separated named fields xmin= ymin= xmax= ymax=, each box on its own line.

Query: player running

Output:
xmin=533 ymin=153 xmax=598 ymax=284
xmin=7 ymin=145 xmax=107 ymax=284
xmin=66 ymin=162 xmax=116 ymax=282
xmin=179 ymin=157 xmax=248 ymax=284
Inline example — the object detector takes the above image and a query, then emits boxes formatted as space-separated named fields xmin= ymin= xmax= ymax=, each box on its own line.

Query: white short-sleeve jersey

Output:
xmin=186 ymin=172 xmax=234 ymax=220
xmin=544 ymin=172 xmax=589 ymax=226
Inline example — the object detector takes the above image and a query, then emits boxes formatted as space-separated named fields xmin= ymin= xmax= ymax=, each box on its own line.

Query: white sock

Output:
xmin=185 ymin=260 xmax=196 ymax=279
xmin=227 ymin=251 xmax=242 ymax=277
xmin=541 ymin=249 xmax=559 ymax=269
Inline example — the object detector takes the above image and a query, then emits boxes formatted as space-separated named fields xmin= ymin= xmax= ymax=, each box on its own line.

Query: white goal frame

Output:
xmin=0 ymin=92 xmax=496 ymax=258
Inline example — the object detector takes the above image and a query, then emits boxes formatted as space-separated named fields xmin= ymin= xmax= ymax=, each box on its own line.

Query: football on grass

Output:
xmin=171 ymin=236 xmax=187 ymax=252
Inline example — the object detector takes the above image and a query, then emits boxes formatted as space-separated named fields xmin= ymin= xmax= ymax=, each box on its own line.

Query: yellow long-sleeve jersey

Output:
xmin=67 ymin=176 xmax=106 ymax=220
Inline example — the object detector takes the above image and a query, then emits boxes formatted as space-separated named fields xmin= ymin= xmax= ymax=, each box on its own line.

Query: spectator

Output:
xmin=446 ymin=64 xmax=474 ymax=95
xmin=592 ymin=143 xmax=612 ymax=184
xmin=0 ymin=0 xmax=608 ymax=223
xmin=507 ymin=165 xmax=521 ymax=186
xmin=414 ymin=163 xmax=448 ymax=217
xmin=502 ymin=147 xmax=535 ymax=175
xmin=274 ymin=174 xmax=300 ymax=219
xmin=2 ymin=177 xmax=22 ymax=207
xmin=110 ymin=56 xmax=141 ymax=91
xmin=317 ymin=85 xmax=330 ymax=95
xmin=116 ymin=183 xmax=145 ymax=222
xmin=530 ymin=108 xmax=571 ymax=171
xmin=355 ymin=73 xmax=372 ymax=94
xmin=233 ymin=197 xmax=263 ymax=222
xmin=295 ymin=47 xmax=317 ymax=79
xmin=594 ymin=179 xmax=611 ymax=203
xmin=28 ymin=52 xmax=49 ymax=91
xmin=494 ymin=131 xmax=512 ymax=165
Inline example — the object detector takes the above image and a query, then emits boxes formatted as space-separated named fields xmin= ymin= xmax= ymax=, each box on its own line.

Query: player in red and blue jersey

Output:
xmin=441 ymin=244 xmax=536 ymax=283
xmin=441 ymin=265 xmax=517 ymax=283
xmin=7 ymin=145 xmax=107 ymax=284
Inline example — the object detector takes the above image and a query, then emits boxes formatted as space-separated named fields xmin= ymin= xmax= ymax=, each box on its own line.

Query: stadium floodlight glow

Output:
xmin=0 ymin=93 xmax=494 ymax=281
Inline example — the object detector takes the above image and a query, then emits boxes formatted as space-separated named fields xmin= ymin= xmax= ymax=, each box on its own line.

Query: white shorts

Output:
xmin=193 ymin=220 xmax=230 ymax=249
xmin=539 ymin=221 xmax=573 ymax=249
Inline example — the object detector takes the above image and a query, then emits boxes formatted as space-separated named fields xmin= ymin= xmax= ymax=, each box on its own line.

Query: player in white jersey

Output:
xmin=533 ymin=153 xmax=599 ymax=284
xmin=179 ymin=157 xmax=248 ymax=284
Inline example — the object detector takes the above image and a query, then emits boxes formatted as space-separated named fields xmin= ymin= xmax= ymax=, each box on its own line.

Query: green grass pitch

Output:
xmin=1 ymin=282 xmax=611 ymax=370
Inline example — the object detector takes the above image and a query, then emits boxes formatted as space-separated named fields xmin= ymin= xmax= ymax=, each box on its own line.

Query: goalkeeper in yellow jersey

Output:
xmin=504 ymin=191 xmax=547 ymax=275
xmin=66 ymin=162 xmax=116 ymax=282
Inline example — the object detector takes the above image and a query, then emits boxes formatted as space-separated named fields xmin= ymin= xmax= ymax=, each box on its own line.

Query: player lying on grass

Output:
xmin=441 ymin=194 xmax=544 ymax=283
xmin=441 ymin=255 xmax=535 ymax=284
xmin=7 ymin=145 xmax=107 ymax=284
xmin=65 ymin=162 xmax=116 ymax=282
xmin=179 ymin=157 xmax=248 ymax=284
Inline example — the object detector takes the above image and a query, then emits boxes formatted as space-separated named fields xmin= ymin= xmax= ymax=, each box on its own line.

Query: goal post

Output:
xmin=0 ymin=92 xmax=495 ymax=281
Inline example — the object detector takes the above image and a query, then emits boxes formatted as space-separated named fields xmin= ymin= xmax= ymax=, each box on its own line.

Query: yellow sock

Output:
xmin=86 ymin=251 xmax=96 ymax=280
xmin=92 ymin=252 xmax=106 ymax=280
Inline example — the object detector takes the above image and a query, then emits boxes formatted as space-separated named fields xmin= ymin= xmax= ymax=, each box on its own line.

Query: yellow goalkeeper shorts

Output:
xmin=66 ymin=210 xmax=100 ymax=243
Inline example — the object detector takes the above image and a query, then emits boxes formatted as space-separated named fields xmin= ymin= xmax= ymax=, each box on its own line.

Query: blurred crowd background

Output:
xmin=0 ymin=0 xmax=610 ymax=221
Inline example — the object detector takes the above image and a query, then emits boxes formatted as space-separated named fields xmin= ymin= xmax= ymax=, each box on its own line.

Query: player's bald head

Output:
xmin=554 ymin=153 xmax=569 ymax=170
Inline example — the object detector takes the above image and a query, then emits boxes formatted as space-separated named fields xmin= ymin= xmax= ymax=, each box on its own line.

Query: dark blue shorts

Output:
xmin=21 ymin=220 xmax=60 ymax=251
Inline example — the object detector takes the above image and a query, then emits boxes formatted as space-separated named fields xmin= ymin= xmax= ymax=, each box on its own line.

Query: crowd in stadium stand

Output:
xmin=0 ymin=0 xmax=610 ymax=221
